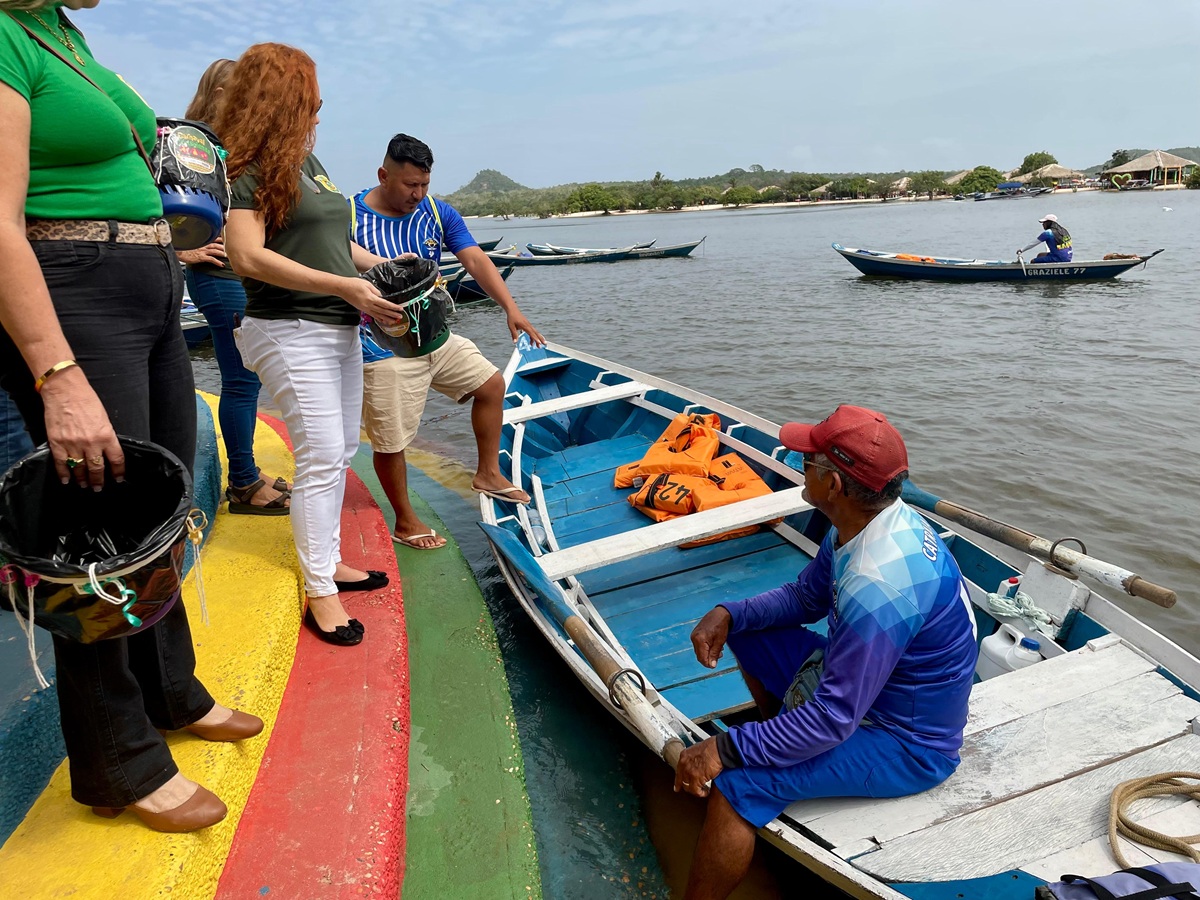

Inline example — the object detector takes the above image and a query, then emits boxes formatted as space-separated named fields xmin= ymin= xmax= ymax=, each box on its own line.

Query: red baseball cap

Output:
xmin=780 ymin=405 xmax=909 ymax=492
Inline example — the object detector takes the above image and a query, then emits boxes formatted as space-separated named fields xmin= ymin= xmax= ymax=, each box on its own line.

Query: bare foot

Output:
xmin=307 ymin=593 xmax=351 ymax=631
xmin=333 ymin=562 xmax=369 ymax=583
xmin=471 ymin=474 xmax=530 ymax=504
xmin=393 ymin=515 xmax=447 ymax=549
xmin=133 ymin=772 xmax=198 ymax=814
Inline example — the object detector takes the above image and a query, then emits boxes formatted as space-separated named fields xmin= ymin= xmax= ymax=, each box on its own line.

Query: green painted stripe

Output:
xmin=352 ymin=453 xmax=541 ymax=900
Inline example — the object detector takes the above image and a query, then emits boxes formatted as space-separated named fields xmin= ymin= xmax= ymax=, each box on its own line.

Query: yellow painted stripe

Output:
xmin=0 ymin=394 xmax=301 ymax=899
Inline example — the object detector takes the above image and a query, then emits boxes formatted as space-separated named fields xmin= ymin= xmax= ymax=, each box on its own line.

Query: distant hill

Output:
xmin=451 ymin=169 xmax=528 ymax=195
xmin=1083 ymin=147 xmax=1200 ymax=175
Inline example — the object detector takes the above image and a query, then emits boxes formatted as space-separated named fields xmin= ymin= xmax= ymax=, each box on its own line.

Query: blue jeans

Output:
xmin=0 ymin=386 xmax=34 ymax=476
xmin=185 ymin=269 xmax=261 ymax=486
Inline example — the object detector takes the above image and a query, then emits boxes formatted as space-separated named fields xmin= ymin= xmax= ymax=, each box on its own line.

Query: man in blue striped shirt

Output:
xmin=676 ymin=405 xmax=978 ymax=900
xmin=352 ymin=135 xmax=543 ymax=548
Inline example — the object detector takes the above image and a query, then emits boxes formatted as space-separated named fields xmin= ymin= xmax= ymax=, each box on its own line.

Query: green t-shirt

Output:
xmin=230 ymin=155 xmax=359 ymax=326
xmin=0 ymin=8 xmax=161 ymax=222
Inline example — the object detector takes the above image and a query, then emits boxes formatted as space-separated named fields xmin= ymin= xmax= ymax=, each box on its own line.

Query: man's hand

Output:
xmin=691 ymin=606 xmax=732 ymax=669
xmin=674 ymin=737 xmax=722 ymax=798
xmin=506 ymin=307 xmax=544 ymax=346
xmin=176 ymin=239 xmax=227 ymax=267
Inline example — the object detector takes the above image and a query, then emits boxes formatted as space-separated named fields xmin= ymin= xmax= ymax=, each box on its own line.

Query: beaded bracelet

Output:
xmin=33 ymin=359 xmax=78 ymax=393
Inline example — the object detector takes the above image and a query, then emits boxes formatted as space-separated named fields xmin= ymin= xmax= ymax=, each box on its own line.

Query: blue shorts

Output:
xmin=718 ymin=625 xmax=959 ymax=828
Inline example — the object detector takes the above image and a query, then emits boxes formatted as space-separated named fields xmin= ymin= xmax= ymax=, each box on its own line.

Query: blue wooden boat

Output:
xmin=526 ymin=240 xmax=657 ymax=256
xmin=493 ymin=238 xmax=704 ymax=266
xmin=180 ymin=299 xmax=210 ymax=348
xmin=480 ymin=336 xmax=1197 ymax=900
xmin=445 ymin=263 xmax=516 ymax=305
xmin=833 ymin=243 xmax=1164 ymax=281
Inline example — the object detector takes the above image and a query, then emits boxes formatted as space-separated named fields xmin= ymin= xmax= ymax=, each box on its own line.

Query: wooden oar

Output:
xmin=901 ymin=482 xmax=1176 ymax=608
xmin=1017 ymin=249 xmax=1027 ymax=276
xmin=480 ymin=523 xmax=686 ymax=768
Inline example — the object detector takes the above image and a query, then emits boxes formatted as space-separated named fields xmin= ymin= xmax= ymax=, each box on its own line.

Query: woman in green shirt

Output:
xmin=220 ymin=43 xmax=407 ymax=647
xmin=0 ymin=0 xmax=261 ymax=832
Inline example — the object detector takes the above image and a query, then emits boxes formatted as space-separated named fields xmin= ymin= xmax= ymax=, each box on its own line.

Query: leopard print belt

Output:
xmin=26 ymin=218 xmax=173 ymax=247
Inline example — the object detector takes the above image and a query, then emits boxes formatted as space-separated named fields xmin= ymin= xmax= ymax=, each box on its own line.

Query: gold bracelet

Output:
xmin=33 ymin=359 xmax=79 ymax=393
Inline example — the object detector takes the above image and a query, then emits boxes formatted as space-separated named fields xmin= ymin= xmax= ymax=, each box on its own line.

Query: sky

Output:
xmin=79 ymin=0 xmax=1200 ymax=194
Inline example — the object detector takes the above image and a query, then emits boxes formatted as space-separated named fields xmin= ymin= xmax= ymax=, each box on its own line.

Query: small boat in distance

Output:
xmin=832 ymin=243 xmax=1164 ymax=281
xmin=974 ymin=182 xmax=1054 ymax=201
xmin=526 ymin=240 xmax=657 ymax=256
xmin=446 ymin=263 xmax=516 ymax=305
xmin=480 ymin=335 xmax=1196 ymax=900
xmin=445 ymin=236 xmax=504 ymax=253
xmin=488 ymin=237 xmax=705 ymax=266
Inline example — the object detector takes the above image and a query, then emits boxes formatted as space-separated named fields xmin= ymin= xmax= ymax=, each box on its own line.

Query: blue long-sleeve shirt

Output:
xmin=723 ymin=500 xmax=978 ymax=768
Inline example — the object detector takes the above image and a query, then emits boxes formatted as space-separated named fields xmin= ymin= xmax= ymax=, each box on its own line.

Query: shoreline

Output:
xmin=462 ymin=185 xmax=1135 ymax=220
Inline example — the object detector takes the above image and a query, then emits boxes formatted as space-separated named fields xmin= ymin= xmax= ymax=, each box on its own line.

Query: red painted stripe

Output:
xmin=217 ymin=415 xmax=409 ymax=898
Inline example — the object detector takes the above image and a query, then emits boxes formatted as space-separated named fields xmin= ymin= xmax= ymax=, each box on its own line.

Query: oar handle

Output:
xmin=901 ymin=483 xmax=1177 ymax=608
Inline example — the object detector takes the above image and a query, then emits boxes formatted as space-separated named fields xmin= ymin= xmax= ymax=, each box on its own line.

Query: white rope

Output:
xmin=985 ymin=589 xmax=1057 ymax=637
xmin=86 ymin=562 xmax=128 ymax=606
xmin=6 ymin=574 xmax=49 ymax=689
xmin=188 ymin=510 xmax=209 ymax=626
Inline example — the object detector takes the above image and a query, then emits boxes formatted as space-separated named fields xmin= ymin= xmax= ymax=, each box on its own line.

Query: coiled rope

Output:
xmin=1109 ymin=772 xmax=1200 ymax=867
xmin=986 ymin=589 xmax=1057 ymax=637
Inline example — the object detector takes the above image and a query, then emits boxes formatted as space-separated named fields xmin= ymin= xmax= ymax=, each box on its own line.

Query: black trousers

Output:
xmin=0 ymin=238 xmax=215 ymax=807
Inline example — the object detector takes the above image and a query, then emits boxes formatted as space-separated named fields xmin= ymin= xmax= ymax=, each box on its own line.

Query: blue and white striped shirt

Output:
xmin=351 ymin=190 xmax=478 ymax=362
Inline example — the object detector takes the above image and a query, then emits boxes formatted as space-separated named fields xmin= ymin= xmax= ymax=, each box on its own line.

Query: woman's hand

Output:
xmin=175 ymin=239 xmax=227 ymax=267
xmin=38 ymin=366 xmax=125 ymax=489
xmin=337 ymin=276 xmax=406 ymax=325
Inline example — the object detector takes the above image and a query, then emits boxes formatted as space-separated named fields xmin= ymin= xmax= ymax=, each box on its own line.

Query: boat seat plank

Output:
xmin=791 ymin=672 xmax=1200 ymax=854
xmin=583 ymin=530 xmax=787 ymax=596
xmin=1023 ymin=800 xmax=1200 ymax=881
xmin=537 ymin=487 xmax=810 ymax=581
xmin=846 ymin=735 xmax=1200 ymax=882
xmin=660 ymin=669 xmax=755 ymax=723
xmin=790 ymin=640 xmax=1159 ymax=827
xmin=503 ymin=381 xmax=649 ymax=425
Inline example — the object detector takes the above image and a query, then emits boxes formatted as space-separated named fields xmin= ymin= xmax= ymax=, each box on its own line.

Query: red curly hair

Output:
xmin=214 ymin=44 xmax=321 ymax=237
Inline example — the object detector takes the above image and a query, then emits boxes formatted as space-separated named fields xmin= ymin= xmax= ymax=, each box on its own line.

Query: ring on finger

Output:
xmin=86 ymin=455 xmax=104 ymax=467
xmin=65 ymin=457 xmax=84 ymax=469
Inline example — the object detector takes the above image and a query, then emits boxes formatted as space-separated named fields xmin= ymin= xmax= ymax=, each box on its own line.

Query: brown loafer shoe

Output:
xmin=92 ymin=784 xmax=227 ymax=833
xmin=185 ymin=709 xmax=264 ymax=742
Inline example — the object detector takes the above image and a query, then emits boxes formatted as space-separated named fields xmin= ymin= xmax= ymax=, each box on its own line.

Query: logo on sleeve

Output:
xmin=314 ymin=175 xmax=340 ymax=194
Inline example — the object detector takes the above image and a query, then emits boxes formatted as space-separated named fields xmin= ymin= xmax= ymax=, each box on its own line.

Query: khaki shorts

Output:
xmin=361 ymin=332 xmax=499 ymax=453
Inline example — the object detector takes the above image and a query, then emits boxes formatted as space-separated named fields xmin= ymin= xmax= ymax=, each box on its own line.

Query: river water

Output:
xmin=193 ymin=190 xmax=1199 ymax=897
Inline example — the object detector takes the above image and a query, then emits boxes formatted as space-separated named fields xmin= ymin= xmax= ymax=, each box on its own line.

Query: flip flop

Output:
xmin=473 ymin=485 xmax=530 ymax=505
xmin=392 ymin=530 xmax=447 ymax=550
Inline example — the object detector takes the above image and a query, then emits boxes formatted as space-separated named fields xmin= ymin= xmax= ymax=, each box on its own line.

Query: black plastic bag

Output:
xmin=0 ymin=437 xmax=193 ymax=643
xmin=360 ymin=256 xmax=453 ymax=358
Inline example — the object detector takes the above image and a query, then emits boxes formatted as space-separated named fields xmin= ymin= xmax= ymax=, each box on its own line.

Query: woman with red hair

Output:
xmin=220 ymin=44 xmax=405 ymax=646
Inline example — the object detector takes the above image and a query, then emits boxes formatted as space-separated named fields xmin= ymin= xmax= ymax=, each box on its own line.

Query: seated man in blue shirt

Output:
xmin=1019 ymin=213 xmax=1073 ymax=262
xmin=676 ymin=405 xmax=979 ymax=900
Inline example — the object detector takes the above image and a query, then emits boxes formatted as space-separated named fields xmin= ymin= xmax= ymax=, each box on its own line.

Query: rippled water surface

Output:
xmin=194 ymin=190 xmax=1198 ymax=897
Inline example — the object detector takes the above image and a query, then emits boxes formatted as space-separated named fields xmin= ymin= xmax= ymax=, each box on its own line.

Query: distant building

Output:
xmin=1102 ymin=150 xmax=1196 ymax=187
xmin=1015 ymin=163 xmax=1086 ymax=186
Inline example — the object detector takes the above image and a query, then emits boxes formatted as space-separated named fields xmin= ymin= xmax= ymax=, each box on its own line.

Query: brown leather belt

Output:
xmin=26 ymin=218 xmax=173 ymax=247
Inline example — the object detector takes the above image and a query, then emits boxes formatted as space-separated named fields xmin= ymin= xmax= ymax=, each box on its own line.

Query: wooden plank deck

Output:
xmin=770 ymin=638 xmax=1200 ymax=884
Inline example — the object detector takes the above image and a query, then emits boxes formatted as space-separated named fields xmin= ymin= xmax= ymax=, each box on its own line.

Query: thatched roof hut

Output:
xmin=1015 ymin=163 xmax=1085 ymax=184
xmin=1102 ymin=150 xmax=1196 ymax=185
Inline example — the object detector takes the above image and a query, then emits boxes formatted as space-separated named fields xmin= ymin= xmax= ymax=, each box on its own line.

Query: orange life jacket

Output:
xmin=613 ymin=412 xmax=722 ymax=487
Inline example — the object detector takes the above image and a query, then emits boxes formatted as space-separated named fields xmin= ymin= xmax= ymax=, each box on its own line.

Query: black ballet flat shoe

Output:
xmin=304 ymin=608 xmax=364 ymax=646
xmin=333 ymin=570 xmax=389 ymax=593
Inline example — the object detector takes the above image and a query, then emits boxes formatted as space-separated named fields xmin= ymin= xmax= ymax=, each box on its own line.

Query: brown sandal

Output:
xmin=226 ymin=478 xmax=290 ymax=516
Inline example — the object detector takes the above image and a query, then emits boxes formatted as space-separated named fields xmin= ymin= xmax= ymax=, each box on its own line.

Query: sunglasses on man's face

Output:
xmin=802 ymin=453 xmax=839 ymax=477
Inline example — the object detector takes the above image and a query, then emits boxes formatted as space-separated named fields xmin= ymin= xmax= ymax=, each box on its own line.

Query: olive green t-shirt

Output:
xmin=230 ymin=155 xmax=359 ymax=326
xmin=0 ymin=7 xmax=161 ymax=222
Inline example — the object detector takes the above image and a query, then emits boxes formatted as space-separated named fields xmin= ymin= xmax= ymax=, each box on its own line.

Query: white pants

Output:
xmin=235 ymin=317 xmax=363 ymax=598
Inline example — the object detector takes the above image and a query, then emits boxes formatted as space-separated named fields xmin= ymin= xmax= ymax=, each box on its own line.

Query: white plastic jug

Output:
xmin=976 ymin=624 xmax=1043 ymax=681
